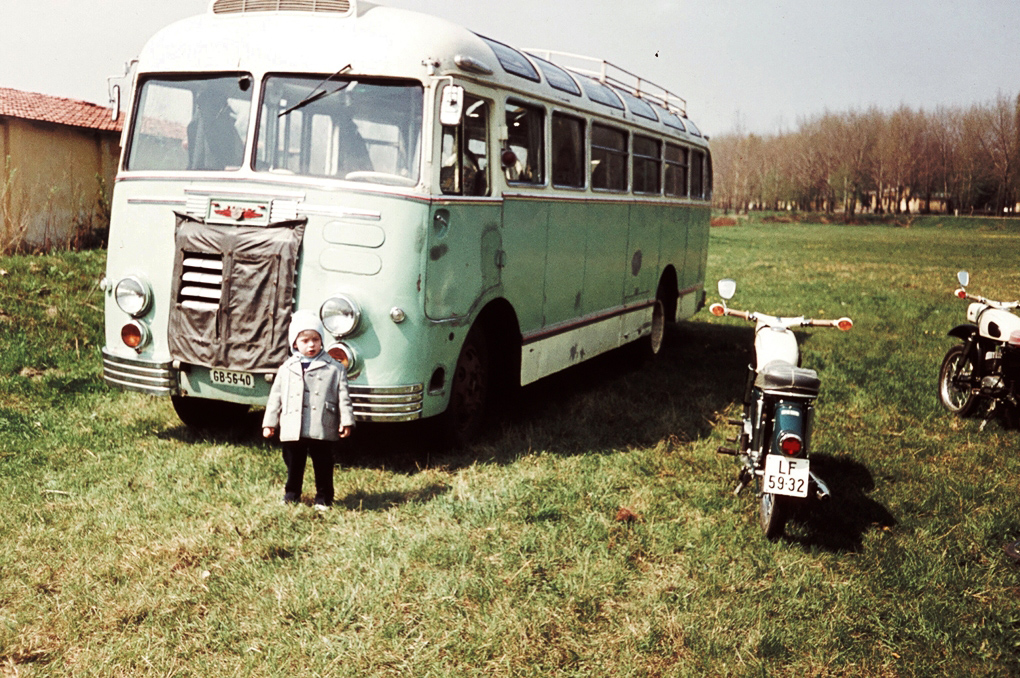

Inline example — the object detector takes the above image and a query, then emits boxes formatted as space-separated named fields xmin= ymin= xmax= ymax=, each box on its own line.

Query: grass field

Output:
xmin=2 ymin=216 xmax=1020 ymax=676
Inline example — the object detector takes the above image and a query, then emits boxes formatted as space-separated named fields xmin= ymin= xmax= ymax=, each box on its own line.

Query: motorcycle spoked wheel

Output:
xmin=938 ymin=344 xmax=980 ymax=416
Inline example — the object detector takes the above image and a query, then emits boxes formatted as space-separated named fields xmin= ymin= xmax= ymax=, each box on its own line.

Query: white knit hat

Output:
xmin=288 ymin=309 xmax=327 ymax=352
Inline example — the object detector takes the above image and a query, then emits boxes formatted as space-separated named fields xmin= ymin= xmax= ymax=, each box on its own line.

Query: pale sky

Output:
xmin=2 ymin=0 xmax=1016 ymax=137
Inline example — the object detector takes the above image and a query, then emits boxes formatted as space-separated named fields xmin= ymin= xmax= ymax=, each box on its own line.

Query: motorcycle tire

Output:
xmin=938 ymin=344 xmax=980 ymax=416
xmin=760 ymin=492 xmax=787 ymax=539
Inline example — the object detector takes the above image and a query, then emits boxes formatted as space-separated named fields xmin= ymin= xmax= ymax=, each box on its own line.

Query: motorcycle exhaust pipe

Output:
xmin=810 ymin=471 xmax=831 ymax=501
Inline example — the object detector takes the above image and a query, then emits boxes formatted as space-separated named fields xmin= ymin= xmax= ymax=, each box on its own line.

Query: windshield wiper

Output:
xmin=278 ymin=64 xmax=353 ymax=118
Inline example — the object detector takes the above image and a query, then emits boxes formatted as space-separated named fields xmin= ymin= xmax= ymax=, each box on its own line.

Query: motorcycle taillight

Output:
xmin=779 ymin=434 xmax=803 ymax=456
xmin=1010 ymin=330 xmax=1020 ymax=347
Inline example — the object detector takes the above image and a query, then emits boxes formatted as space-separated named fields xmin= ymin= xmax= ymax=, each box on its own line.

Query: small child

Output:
xmin=263 ymin=310 xmax=354 ymax=511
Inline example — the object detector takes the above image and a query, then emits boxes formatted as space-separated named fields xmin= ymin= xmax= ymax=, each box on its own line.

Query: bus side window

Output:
xmin=552 ymin=112 xmax=585 ymax=188
xmin=591 ymin=123 xmax=627 ymax=192
xmin=505 ymin=101 xmax=544 ymax=184
xmin=664 ymin=143 xmax=688 ymax=197
xmin=633 ymin=135 xmax=661 ymax=194
xmin=441 ymin=96 xmax=489 ymax=196
xmin=690 ymin=149 xmax=704 ymax=199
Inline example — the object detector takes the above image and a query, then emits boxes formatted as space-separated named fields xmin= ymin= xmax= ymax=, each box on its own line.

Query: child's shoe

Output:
xmin=313 ymin=502 xmax=331 ymax=512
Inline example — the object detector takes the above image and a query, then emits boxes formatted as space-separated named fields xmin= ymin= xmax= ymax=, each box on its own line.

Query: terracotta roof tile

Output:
xmin=0 ymin=87 xmax=124 ymax=133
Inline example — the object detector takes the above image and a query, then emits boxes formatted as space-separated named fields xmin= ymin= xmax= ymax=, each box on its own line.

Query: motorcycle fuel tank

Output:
xmin=754 ymin=326 xmax=799 ymax=367
xmin=973 ymin=305 xmax=1020 ymax=342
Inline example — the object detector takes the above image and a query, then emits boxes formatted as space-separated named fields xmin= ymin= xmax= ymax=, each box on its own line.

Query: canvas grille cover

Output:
xmin=168 ymin=213 xmax=306 ymax=373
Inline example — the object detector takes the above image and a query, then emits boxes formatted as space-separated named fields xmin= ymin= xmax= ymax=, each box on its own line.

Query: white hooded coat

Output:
xmin=262 ymin=310 xmax=355 ymax=441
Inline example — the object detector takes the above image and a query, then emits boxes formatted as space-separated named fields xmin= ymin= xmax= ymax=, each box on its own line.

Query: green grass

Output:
xmin=2 ymin=223 xmax=1020 ymax=676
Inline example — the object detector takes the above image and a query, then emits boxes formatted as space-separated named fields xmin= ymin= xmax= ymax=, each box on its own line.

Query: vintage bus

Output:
xmin=100 ymin=0 xmax=712 ymax=442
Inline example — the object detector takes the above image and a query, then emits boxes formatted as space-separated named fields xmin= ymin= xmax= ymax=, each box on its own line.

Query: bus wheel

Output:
xmin=441 ymin=326 xmax=490 ymax=447
xmin=647 ymin=298 xmax=665 ymax=355
xmin=171 ymin=395 xmax=249 ymax=431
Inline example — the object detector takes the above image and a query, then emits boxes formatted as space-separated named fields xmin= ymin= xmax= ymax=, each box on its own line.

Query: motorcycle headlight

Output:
xmin=114 ymin=276 xmax=152 ymax=318
xmin=320 ymin=295 xmax=361 ymax=337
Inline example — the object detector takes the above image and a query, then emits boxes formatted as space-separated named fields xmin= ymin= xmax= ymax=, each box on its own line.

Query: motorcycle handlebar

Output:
xmin=709 ymin=302 xmax=853 ymax=331
xmin=955 ymin=288 xmax=1020 ymax=308
xmin=809 ymin=317 xmax=854 ymax=331
xmin=709 ymin=303 xmax=750 ymax=320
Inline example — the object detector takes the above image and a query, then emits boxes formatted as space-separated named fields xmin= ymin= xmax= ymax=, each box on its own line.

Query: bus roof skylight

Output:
xmin=529 ymin=55 xmax=581 ymax=96
xmin=478 ymin=36 xmax=541 ymax=83
xmin=578 ymin=77 xmax=624 ymax=110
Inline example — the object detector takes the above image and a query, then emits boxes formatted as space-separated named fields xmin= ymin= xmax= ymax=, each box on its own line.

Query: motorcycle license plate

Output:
xmin=763 ymin=456 xmax=810 ymax=497
xmin=209 ymin=368 xmax=255 ymax=390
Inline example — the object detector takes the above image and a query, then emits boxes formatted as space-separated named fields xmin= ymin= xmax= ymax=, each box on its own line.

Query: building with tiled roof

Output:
xmin=0 ymin=87 xmax=124 ymax=134
xmin=1 ymin=87 xmax=123 ymax=251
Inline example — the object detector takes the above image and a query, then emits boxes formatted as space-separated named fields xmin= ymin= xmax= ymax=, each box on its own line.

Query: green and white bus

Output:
xmin=101 ymin=0 xmax=712 ymax=442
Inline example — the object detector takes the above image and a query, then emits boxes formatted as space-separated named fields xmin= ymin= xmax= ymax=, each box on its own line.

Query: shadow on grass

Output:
xmin=337 ymin=484 xmax=450 ymax=512
xmin=340 ymin=319 xmax=758 ymax=472
xmin=157 ymin=320 xmax=758 ymax=474
xmin=783 ymin=454 xmax=898 ymax=553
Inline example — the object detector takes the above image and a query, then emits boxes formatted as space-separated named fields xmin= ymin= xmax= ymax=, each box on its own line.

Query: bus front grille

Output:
xmin=102 ymin=349 xmax=177 ymax=396
xmin=179 ymin=253 xmax=223 ymax=312
xmin=349 ymin=384 xmax=423 ymax=422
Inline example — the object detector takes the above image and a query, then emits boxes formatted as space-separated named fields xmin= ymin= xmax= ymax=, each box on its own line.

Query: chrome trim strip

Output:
xmin=299 ymin=205 xmax=382 ymax=221
xmin=101 ymin=349 xmax=172 ymax=370
xmin=184 ymin=186 xmax=307 ymax=201
xmin=349 ymin=384 xmax=424 ymax=396
xmin=349 ymin=383 xmax=424 ymax=422
xmin=101 ymin=349 xmax=176 ymax=395
xmin=126 ymin=198 xmax=188 ymax=207
xmin=521 ymin=301 xmax=654 ymax=345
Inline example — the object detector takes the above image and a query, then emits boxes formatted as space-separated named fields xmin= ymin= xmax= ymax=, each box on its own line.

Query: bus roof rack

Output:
xmin=524 ymin=49 xmax=687 ymax=118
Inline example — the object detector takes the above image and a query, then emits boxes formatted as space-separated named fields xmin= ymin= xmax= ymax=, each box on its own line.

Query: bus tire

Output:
xmin=439 ymin=325 xmax=490 ymax=447
xmin=171 ymin=395 xmax=249 ymax=431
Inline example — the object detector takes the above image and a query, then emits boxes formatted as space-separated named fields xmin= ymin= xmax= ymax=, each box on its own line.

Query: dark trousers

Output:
xmin=282 ymin=439 xmax=334 ymax=505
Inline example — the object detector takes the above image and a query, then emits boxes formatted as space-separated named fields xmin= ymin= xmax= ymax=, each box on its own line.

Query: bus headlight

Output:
xmin=320 ymin=295 xmax=361 ymax=337
xmin=114 ymin=276 xmax=152 ymax=318
xmin=326 ymin=342 xmax=360 ymax=377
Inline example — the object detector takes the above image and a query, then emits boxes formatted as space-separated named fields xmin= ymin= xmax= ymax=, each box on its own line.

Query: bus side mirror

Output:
xmin=109 ymin=84 xmax=121 ymax=121
xmin=440 ymin=85 xmax=464 ymax=126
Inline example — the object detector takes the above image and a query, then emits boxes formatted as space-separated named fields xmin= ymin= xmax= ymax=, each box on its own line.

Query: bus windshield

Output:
xmin=255 ymin=76 xmax=423 ymax=187
xmin=126 ymin=75 xmax=253 ymax=172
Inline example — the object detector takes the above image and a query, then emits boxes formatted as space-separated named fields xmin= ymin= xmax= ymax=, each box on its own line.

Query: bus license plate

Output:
xmin=763 ymin=456 xmax=809 ymax=497
xmin=210 ymin=368 xmax=255 ymax=390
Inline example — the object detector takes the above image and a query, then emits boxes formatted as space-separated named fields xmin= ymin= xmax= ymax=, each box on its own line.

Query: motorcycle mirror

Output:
xmin=709 ymin=303 xmax=726 ymax=317
xmin=957 ymin=270 xmax=969 ymax=287
xmin=717 ymin=278 xmax=737 ymax=300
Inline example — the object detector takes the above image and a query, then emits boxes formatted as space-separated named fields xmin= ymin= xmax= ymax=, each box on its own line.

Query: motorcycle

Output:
xmin=938 ymin=270 xmax=1020 ymax=429
xmin=710 ymin=279 xmax=853 ymax=538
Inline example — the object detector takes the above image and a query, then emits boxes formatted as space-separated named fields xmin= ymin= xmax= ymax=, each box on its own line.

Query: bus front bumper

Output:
xmin=102 ymin=348 xmax=425 ymax=422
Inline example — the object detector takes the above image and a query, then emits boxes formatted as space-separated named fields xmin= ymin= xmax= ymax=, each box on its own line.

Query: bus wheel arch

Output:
xmin=657 ymin=266 xmax=679 ymax=324
xmin=439 ymin=299 xmax=520 ymax=446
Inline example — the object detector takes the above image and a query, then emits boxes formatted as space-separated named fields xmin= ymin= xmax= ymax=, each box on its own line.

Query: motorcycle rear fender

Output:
xmin=947 ymin=323 xmax=979 ymax=341
xmin=770 ymin=400 xmax=810 ymax=457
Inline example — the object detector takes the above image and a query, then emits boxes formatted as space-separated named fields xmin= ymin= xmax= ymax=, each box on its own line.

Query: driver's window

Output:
xmin=440 ymin=95 xmax=490 ymax=196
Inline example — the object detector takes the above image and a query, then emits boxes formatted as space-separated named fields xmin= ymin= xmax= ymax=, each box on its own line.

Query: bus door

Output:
xmin=424 ymin=91 xmax=501 ymax=321
xmin=498 ymin=100 xmax=549 ymax=335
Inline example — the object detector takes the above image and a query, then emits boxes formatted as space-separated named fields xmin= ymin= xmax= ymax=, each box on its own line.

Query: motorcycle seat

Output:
xmin=755 ymin=361 xmax=821 ymax=396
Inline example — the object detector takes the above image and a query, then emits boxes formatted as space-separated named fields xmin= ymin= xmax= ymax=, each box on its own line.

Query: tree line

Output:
xmin=711 ymin=92 xmax=1020 ymax=217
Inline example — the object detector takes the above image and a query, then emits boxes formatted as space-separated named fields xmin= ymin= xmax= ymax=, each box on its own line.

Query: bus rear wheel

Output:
xmin=440 ymin=326 xmax=490 ymax=447
xmin=171 ymin=395 xmax=249 ymax=432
